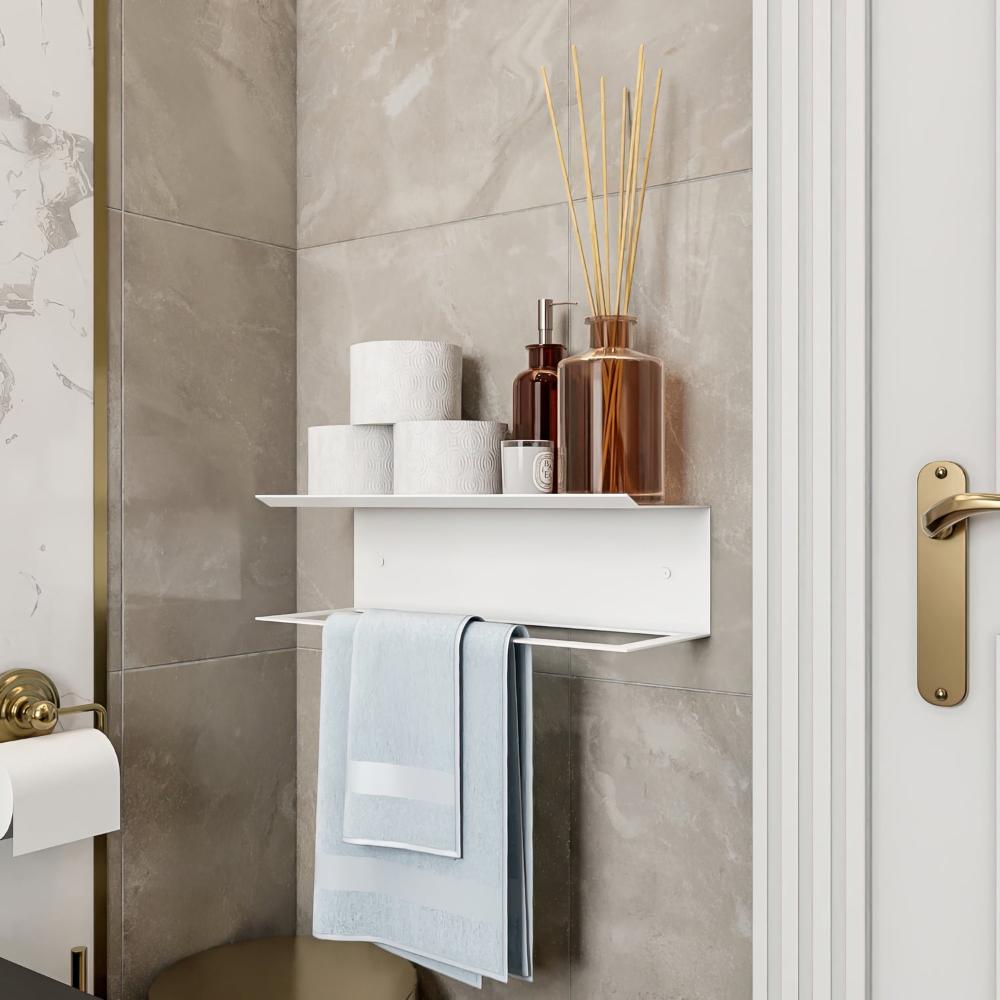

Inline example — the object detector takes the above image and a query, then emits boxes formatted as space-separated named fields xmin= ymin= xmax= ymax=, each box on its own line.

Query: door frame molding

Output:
xmin=752 ymin=0 xmax=871 ymax=996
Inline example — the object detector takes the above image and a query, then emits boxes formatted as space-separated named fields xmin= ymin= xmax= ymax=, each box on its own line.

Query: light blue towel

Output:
xmin=313 ymin=612 xmax=533 ymax=987
xmin=343 ymin=609 xmax=472 ymax=858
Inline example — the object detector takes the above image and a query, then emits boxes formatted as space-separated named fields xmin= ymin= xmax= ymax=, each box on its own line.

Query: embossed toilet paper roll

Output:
xmin=0 ymin=729 xmax=120 ymax=855
xmin=350 ymin=341 xmax=462 ymax=425
xmin=308 ymin=425 xmax=393 ymax=494
xmin=394 ymin=421 xmax=506 ymax=494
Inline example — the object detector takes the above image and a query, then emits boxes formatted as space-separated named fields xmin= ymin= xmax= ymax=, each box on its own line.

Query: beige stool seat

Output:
xmin=149 ymin=937 xmax=416 ymax=1000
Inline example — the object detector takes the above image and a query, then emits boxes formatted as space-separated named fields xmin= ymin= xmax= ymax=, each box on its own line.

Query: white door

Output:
xmin=0 ymin=1 xmax=98 ymax=992
xmin=872 ymin=0 xmax=999 ymax=995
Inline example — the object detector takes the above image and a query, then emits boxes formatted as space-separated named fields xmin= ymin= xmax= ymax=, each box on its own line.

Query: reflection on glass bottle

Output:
xmin=558 ymin=315 xmax=664 ymax=504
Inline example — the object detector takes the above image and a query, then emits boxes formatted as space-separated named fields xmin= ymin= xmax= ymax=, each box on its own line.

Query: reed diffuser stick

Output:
xmin=614 ymin=91 xmax=631 ymax=313
xmin=600 ymin=77 xmax=610 ymax=309
xmin=540 ymin=66 xmax=596 ymax=315
xmin=615 ymin=87 xmax=628 ymax=310
xmin=571 ymin=46 xmax=606 ymax=315
xmin=628 ymin=50 xmax=647 ymax=298
xmin=624 ymin=67 xmax=663 ymax=308
xmin=616 ymin=46 xmax=645 ymax=314
xmin=629 ymin=48 xmax=647 ymax=239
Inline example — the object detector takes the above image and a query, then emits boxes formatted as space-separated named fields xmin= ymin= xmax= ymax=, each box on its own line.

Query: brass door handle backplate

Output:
xmin=917 ymin=461 xmax=971 ymax=706
xmin=918 ymin=460 xmax=1000 ymax=705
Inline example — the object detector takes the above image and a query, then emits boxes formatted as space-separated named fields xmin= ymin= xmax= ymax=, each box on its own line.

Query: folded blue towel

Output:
xmin=344 ymin=609 xmax=473 ymax=858
xmin=313 ymin=612 xmax=533 ymax=987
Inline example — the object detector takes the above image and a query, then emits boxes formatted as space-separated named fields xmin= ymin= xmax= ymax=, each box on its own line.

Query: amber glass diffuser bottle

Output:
xmin=512 ymin=298 xmax=571 ymax=460
xmin=540 ymin=45 xmax=668 ymax=502
xmin=558 ymin=314 xmax=664 ymax=503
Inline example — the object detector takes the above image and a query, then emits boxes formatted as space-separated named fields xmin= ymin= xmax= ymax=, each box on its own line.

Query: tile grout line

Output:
xmin=296 ymin=167 xmax=752 ymax=255
xmin=116 ymin=4 xmax=126 ymax=987
xmin=120 ymin=646 xmax=298 ymax=674
xmin=119 ymin=208 xmax=296 ymax=252
xmin=565 ymin=13 xmax=573 ymax=991
xmin=292 ymin=13 xmax=301 ymax=920
xmin=566 ymin=8 xmax=574 ymax=321
xmin=534 ymin=667 xmax=751 ymax=697
xmin=292 ymin=652 xmax=751 ymax=699
xmin=566 ymin=672 xmax=752 ymax=698
xmin=299 ymin=200 xmax=574 ymax=252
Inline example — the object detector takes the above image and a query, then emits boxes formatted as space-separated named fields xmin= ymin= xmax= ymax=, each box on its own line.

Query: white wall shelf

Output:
xmin=257 ymin=493 xmax=687 ymax=510
xmin=256 ymin=498 xmax=711 ymax=654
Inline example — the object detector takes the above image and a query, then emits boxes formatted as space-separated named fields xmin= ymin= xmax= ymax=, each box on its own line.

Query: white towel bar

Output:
xmin=255 ymin=609 xmax=706 ymax=654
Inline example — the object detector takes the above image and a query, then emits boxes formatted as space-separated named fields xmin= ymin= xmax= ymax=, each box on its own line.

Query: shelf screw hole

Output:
xmin=935 ymin=467 xmax=948 ymax=479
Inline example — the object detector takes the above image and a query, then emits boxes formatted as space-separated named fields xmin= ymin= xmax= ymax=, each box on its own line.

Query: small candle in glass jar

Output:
xmin=501 ymin=440 xmax=554 ymax=494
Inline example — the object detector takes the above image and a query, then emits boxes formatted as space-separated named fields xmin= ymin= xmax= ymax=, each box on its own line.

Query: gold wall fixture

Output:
xmin=917 ymin=460 xmax=971 ymax=707
xmin=93 ymin=0 xmax=110 ymax=990
xmin=0 ymin=669 xmax=108 ymax=742
xmin=71 ymin=947 xmax=88 ymax=992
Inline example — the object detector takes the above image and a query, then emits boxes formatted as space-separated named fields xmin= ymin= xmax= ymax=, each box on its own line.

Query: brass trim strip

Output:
xmin=93 ymin=0 xmax=110 ymax=994
xmin=71 ymin=946 xmax=88 ymax=992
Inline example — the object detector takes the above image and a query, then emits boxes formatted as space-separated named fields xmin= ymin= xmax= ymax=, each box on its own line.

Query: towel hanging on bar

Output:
xmin=313 ymin=611 xmax=533 ymax=988
xmin=343 ymin=609 xmax=473 ymax=858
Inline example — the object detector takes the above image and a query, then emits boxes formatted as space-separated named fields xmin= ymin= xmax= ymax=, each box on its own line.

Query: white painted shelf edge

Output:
xmin=256 ymin=493 xmax=708 ymax=511
xmin=256 ymin=610 xmax=708 ymax=654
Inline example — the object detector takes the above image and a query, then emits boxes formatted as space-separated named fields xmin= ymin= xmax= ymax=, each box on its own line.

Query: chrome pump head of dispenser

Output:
xmin=536 ymin=298 xmax=575 ymax=345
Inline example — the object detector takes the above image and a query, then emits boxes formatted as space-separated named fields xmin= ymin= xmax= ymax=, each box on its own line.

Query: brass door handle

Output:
xmin=915 ymin=460 xmax=998 ymax=707
xmin=923 ymin=490 xmax=1000 ymax=539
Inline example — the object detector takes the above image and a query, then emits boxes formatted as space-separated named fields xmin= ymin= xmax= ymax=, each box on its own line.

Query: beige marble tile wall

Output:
xmin=296 ymin=1 xmax=752 ymax=998
xmin=107 ymin=2 xmax=298 ymax=998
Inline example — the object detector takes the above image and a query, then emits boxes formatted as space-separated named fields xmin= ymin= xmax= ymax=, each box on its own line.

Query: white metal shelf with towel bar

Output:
xmin=255 ymin=495 xmax=711 ymax=654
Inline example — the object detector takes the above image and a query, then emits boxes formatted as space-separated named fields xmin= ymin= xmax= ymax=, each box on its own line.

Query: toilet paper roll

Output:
xmin=393 ymin=421 xmax=507 ymax=495
xmin=350 ymin=341 xmax=462 ymax=425
xmin=0 ymin=729 xmax=120 ymax=856
xmin=308 ymin=424 xmax=393 ymax=495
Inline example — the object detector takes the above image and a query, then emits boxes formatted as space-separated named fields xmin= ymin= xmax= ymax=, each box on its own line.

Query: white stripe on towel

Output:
xmin=315 ymin=853 xmax=496 ymax=925
xmin=346 ymin=760 xmax=455 ymax=807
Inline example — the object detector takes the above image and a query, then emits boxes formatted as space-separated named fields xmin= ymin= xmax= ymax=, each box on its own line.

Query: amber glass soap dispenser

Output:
xmin=512 ymin=298 xmax=571 ymax=459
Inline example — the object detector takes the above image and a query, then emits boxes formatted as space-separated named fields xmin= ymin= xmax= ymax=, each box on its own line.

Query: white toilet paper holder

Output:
xmin=0 ymin=669 xmax=108 ymax=742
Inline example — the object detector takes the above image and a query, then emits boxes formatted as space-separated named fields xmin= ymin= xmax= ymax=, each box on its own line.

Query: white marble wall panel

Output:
xmin=0 ymin=3 xmax=95 ymax=683
xmin=0 ymin=0 xmax=97 ymax=987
